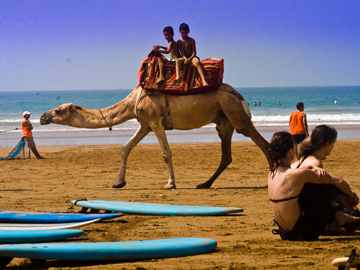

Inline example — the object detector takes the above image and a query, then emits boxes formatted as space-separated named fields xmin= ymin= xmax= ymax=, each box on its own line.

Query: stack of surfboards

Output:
xmin=0 ymin=210 xmax=122 ymax=244
xmin=0 ymin=201 xmax=235 ymax=267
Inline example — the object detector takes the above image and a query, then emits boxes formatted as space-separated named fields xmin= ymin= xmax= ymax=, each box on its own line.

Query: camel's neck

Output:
xmin=72 ymin=89 xmax=138 ymax=129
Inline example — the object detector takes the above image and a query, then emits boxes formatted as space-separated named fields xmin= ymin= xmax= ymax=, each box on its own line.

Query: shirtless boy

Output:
xmin=175 ymin=23 xmax=208 ymax=86
xmin=153 ymin=26 xmax=181 ymax=84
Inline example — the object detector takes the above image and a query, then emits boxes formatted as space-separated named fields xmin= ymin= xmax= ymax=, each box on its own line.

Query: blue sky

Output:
xmin=1 ymin=0 xmax=360 ymax=91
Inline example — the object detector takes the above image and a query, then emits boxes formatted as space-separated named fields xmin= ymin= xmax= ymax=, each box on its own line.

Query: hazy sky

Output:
xmin=1 ymin=0 xmax=360 ymax=91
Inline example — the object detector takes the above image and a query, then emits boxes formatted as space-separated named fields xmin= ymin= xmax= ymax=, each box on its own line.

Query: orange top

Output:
xmin=21 ymin=119 xmax=33 ymax=138
xmin=289 ymin=111 xmax=306 ymax=135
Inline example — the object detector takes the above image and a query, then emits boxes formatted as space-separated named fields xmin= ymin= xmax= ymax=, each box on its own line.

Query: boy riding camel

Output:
xmin=175 ymin=23 xmax=208 ymax=86
xmin=152 ymin=26 xmax=181 ymax=84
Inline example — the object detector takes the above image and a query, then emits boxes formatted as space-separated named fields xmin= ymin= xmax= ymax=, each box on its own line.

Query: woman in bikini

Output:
xmin=292 ymin=125 xmax=359 ymax=212
xmin=268 ymin=131 xmax=360 ymax=241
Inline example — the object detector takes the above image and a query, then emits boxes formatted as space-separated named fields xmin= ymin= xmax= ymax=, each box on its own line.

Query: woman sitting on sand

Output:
xmin=292 ymin=125 xmax=359 ymax=212
xmin=268 ymin=131 xmax=360 ymax=241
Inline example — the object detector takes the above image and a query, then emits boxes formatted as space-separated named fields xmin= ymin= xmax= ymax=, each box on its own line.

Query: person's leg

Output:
xmin=31 ymin=147 xmax=45 ymax=159
xmin=26 ymin=137 xmax=44 ymax=159
xmin=174 ymin=58 xmax=185 ymax=83
xmin=156 ymin=56 xmax=167 ymax=84
xmin=192 ymin=58 xmax=208 ymax=86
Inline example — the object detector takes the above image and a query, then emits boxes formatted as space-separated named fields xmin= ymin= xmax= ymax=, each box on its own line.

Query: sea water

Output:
xmin=1 ymin=86 xmax=359 ymax=133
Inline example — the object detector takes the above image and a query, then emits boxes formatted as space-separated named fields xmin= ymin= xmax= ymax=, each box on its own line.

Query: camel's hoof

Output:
xmin=162 ymin=184 xmax=176 ymax=189
xmin=196 ymin=183 xmax=211 ymax=189
xmin=113 ymin=180 xmax=126 ymax=188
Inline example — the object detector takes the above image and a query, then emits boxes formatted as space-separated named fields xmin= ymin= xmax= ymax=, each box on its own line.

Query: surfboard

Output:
xmin=0 ymin=229 xmax=84 ymax=244
xmin=0 ymin=210 xmax=122 ymax=223
xmin=332 ymin=256 xmax=360 ymax=269
xmin=0 ymin=238 xmax=217 ymax=266
xmin=0 ymin=218 xmax=100 ymax=230
xmin=71 ymin=200 xmax=243 ymax=216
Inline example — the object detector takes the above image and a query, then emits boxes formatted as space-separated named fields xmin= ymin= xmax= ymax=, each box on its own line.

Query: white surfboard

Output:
xmin=0 ymin=218 xmax=101 ymax=230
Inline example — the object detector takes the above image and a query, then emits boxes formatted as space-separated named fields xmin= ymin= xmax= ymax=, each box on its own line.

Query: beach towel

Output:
xmin=138 ymin=51 xmax=224 ymax=95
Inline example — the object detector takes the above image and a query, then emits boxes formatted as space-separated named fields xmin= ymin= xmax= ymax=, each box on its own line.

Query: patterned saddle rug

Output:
xmin=137 ymin=51 xmax=224 ymax=95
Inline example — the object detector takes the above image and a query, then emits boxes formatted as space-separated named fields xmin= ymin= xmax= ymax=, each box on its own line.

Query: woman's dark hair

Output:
xmin=269 ymin=131 xmax=294 ymax=166
xmin=298 ymin=125 xmax=337 ymax=163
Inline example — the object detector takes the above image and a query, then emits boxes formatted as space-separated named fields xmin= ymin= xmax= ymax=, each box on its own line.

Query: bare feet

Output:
xmin=325 ymin=221 xmax=346 ymax=235
xmin=202 ymin=80 xmax=209 ymax=87
xmin=156 ymin=77 xmax=166 ymax=84
xmin=37 ymin=156 xmax=45 ymax=159
xmin=174 ymin=77 xmax=182 ymax=84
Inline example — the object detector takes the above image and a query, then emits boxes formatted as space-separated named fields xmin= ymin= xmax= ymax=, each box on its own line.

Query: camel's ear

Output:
xmin=68 ymin=104 xmax=82 ymax=111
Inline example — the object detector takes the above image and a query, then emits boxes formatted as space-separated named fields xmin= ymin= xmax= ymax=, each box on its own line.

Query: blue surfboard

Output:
xmin=0 ymin=229 xmax=83 ymax=244
xmin=0 ymin=210 xmax=122 ymax=223
xmin=72 ymin=200 xmax=243 ymax=216
xmin=0 ymin=238 xmax=216 ymax=266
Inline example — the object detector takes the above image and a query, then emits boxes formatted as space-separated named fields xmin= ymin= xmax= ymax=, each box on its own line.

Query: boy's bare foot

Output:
xmin=174 ymin=77 xmax=182 ymax=83
xmin=202 ymin=81 xmax=209 ymax=87
xmin=156 ymin=77 xmax=166 ymax=84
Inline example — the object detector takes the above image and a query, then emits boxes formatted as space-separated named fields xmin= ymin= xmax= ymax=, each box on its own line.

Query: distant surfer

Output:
xmin=21 ymin=111 xmax=44 ymax=159
xmin=334 ymin=99 xmax=338 ymax=104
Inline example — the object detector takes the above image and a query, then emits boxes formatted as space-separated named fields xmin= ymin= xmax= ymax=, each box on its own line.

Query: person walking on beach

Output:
xmin=289 ymin=102 xmax=309 ymax=155
xmin=175 ymin=23 xmax=208 ymax=86
xmin=21 ymin=111 xmax=44 ymax=159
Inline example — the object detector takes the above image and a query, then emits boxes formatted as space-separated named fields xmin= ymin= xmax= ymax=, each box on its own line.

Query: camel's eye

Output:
xmin=55 ymin=110 xmax=60 ymax=114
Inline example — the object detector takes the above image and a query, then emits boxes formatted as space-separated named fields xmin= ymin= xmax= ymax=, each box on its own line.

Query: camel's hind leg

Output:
xmin=220 ymin=95 xmax=273 ymax=168
xmin=113 ymin=124 xmax=151 ymax=188
xmin=197 ymin=117 xmax=234 ymax=189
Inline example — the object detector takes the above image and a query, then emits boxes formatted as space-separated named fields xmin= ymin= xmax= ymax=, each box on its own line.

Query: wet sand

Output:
xmin=1 ymin=140 xmax=360 ymax=269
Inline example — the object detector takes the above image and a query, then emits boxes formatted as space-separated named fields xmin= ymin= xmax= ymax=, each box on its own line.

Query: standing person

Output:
xmin=153 ymin=26 xmax=181 ymax=84
xmin=289 ymin=102 xmax=309 ymax=155
xmin=175 ymin=23 xmax=208 ymax=86
xmin=21 ymin=111 xmax=44 ymax=159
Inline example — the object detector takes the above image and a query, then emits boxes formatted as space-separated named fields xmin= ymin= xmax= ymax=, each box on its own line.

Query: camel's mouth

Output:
xmin=40 ymin=112 xmax=53 ymax=125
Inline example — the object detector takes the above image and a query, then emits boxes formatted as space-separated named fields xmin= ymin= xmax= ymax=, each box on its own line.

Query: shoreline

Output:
xmin=1 ymin=125 xmax=360 ymax=147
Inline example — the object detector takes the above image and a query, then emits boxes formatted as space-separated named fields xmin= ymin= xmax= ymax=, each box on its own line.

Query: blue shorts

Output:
xmin=292 ymin=134 xmax=306 ymax=144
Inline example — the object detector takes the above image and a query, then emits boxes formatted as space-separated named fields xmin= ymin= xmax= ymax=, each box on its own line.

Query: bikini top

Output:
xmin=269 ymin=193 xmax=301 ymax=203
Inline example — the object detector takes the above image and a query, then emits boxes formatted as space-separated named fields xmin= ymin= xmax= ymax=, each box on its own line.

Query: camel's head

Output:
xmin=40 ymin=103 xmax=82 ymax=126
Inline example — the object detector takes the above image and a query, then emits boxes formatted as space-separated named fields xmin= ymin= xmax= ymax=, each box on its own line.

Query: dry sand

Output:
xmin=1 ymin=139 xmax=360 ymax=269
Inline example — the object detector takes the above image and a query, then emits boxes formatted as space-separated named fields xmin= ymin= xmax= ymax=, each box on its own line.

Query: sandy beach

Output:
xmin=1 ymin=138 xmax=360 ymax=269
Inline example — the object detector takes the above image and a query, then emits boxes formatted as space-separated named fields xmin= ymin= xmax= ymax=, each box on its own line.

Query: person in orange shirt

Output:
xmin=289 ymin=102 xmax=309 ymax=156
xmin=21 ymin=111 xmax=44 ymax=159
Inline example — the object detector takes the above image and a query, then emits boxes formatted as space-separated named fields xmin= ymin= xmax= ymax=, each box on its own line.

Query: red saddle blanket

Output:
xmin=137 ymin=52 xmax=224 ymax=95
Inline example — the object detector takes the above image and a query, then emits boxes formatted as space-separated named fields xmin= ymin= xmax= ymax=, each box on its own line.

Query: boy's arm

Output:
xmin=177 ymin=40 xmax=187 ymax=60
xmin=185 ymin=39 xmax=197 ymax=63
xmin=155 ymin=41 xmax=175 ymax=54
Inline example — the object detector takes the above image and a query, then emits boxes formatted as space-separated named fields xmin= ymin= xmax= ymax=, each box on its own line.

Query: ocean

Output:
xmin=1 ymin=86 xmax=360 ymax=147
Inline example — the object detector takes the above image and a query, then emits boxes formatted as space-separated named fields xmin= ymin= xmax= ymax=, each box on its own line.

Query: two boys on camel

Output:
xmin=152 ymin=23 xmax=208 ymax=86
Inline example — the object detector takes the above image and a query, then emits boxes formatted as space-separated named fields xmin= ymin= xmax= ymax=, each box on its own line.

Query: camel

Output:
xmin=40 ymin=83 xmax=273 ymax=189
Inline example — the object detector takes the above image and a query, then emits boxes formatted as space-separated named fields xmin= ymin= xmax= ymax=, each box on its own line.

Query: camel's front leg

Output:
xmin=197 ymin=117 xmax=234 ymax=189
xmin=113 ymin=124 xmax=151 ymax=188
xmin=150 ymin=120 xmax=176 ymax=189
